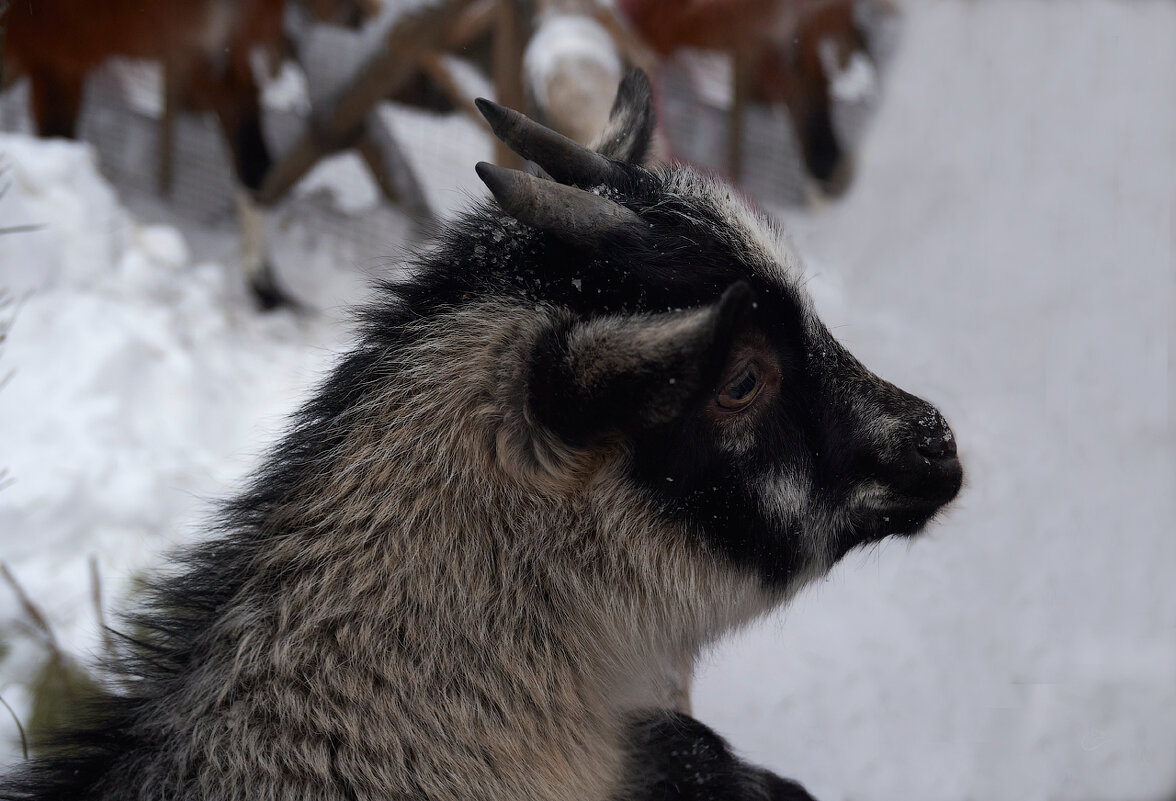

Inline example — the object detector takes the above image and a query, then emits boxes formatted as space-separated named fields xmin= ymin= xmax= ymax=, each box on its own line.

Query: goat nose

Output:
xmin=914 ymin=410 xmax=956 ymax=460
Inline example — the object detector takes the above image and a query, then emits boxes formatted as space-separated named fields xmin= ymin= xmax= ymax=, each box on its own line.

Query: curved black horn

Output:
xmin=475 ymin=162 xmax=644 ymax=244
xmin=474 ymin=99 xmax=629 ymax=189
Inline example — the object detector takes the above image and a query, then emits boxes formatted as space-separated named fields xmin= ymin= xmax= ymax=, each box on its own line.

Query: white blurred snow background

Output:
xmin=0 ymin=1 xmax=1173 ymax=799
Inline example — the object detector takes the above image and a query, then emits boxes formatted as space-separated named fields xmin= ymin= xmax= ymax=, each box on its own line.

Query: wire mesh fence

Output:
xmin=0 ymin=43 xmax=847 ymax=282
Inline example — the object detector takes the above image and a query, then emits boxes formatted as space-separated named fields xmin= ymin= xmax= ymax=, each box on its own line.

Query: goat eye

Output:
xmin=717 ymin=363 xmax=761 ymax=410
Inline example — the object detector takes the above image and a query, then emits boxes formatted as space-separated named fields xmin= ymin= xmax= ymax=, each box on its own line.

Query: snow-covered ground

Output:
xmin=0 ymin=1 xmax=1173 ymax=799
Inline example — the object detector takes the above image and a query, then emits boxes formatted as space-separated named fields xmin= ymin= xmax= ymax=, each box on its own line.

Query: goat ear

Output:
xmin=591 ymin=68 xmax=656 ymax=165
xmin=529 ymin=282 xmax=755 ymax=444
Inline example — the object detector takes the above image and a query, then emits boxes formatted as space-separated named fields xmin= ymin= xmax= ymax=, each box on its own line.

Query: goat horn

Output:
xmin=474 ymin=99 xmax=628 ymax=189
xmin=475 ymin=162 xmax=644 ymax=243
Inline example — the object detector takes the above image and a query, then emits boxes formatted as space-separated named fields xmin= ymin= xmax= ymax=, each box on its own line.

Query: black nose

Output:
xmin=914 ymin=410 xmax=957 ymax=460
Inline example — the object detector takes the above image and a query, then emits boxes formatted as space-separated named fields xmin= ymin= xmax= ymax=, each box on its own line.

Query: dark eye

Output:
xmin=717 ymin=362 xmax=761 ymax=410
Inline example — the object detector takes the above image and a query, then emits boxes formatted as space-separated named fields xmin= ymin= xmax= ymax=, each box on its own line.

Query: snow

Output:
xmin=1 ymin=1 xmax=1174 ymax=799
xmin=295 ymin=151 xmax=383 ymax=215
xmin=524 ymin=12 xmax=624 ymax=110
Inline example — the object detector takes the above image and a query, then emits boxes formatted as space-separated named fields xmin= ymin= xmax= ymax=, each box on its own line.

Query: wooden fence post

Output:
xmin=157 ymin=61 xmax=178 ymax=196
xmin=491 ymin=0 xmax=528 ymax=169
xmin=258 ymin=0 xmax=473 ymax=207
xmin=0 ymin=0 xmax=9 ymax=89
xmin=728 ymin=47 xmax=752 ymax=183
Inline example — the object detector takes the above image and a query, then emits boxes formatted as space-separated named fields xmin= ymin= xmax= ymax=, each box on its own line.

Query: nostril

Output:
xmin=914 ymin=411 xmax=957 ymax=460
xmin=917 ymin=433 xmax=956 ymax=460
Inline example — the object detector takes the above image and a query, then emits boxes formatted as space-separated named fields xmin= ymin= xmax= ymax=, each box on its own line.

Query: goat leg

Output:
xmin=625 ymin=711 xmax=819 ymax=801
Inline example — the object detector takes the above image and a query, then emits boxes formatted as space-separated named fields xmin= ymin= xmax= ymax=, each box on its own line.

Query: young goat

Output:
xmin=0 ymin=71 xmax=961 ymax=801
xmin=3 ymin=0 xmax=302 ymax=306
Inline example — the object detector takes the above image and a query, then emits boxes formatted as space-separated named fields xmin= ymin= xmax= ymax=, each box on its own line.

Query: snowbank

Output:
xmin=0 ymin=135 xmax=350 ymax=757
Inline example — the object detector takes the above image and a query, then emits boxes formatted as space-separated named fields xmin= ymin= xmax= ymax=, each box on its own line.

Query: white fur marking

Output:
xmin=829 ymin=50 xmax=878 ymax=105
xmin=524 ymin=13 xmax=623 ymax=144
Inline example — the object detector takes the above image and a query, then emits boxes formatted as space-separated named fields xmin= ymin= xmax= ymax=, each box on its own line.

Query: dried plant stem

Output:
xmin=0 ymin=694 xmax=28 ymax=761
xmin=89 ymin=556 xmax=115 ymax=660
xmin=0 ymin=563 xmax=59 ymax=652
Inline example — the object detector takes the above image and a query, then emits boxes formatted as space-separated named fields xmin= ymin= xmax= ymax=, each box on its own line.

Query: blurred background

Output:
xmin=0 ymin=0 xmax=1172 ymax=799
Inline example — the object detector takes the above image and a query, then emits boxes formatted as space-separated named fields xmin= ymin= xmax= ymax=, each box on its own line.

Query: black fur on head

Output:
xmin=447 ymin=67 xmax=963 ymax=583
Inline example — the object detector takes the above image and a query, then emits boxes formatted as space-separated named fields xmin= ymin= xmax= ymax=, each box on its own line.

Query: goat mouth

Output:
xmin=856 ymin=456 xmax=964 ymax=543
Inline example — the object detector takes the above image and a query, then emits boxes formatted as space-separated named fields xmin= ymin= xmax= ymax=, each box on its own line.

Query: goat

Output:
xmin=0 ymin=70 xmax=961 ymax=801
xmin=622 ymin=0 xmax=899 ymax=195
xmin=1 ymin=0 xmax=357 ymax=307
xmin=528 ymin=0 xmax=897 ymax=196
